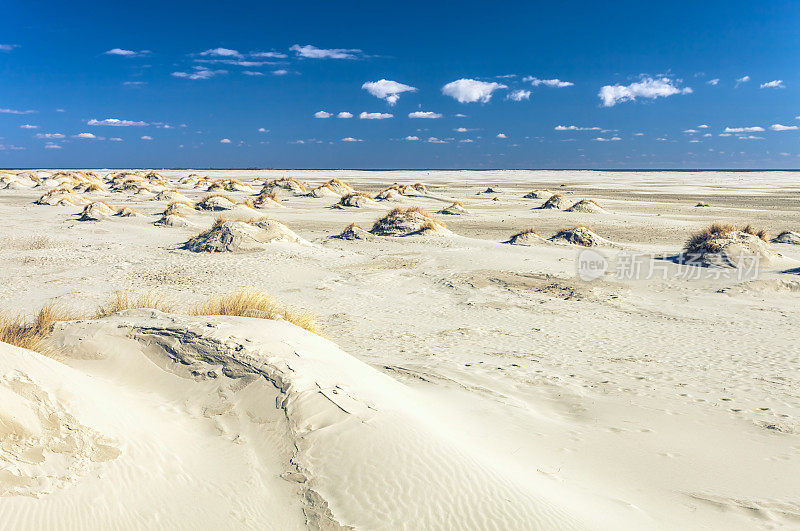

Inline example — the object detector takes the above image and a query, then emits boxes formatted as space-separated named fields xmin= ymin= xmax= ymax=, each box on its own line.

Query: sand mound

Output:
xmin=772 ymin=231 xmax=800 ymax=244
xmin=370 ymin=207 xmax=450 ymax=236
xmin=307 ymin=178 xmax=355 ymax=197
xmin=35 ymin=190 xmax=88 ymax=206
xmin=195 ymin=194 xmax=236 ymax=211
xmin=566 ymin=199 xmax=607 ymax=213
xmin=374 ymin=188 xmax=402 ymax=201
xmin=539 ymin=193 xmax=568 ymax=209
xmin=78 ymin=201 xmax=116 ymax=221
xmin=1 ymin=310 xmax=585 ymax=529
xmin=153 ymin=190 xmax=191 ymax=203
xmin=681 ymin=224 xmax=781 ymax=267
xmin=115 ymin=207 xmax=143 ymax=218
xmin=154 ymin=214 xmax=197 ymax=228
xmin=334 ymin=192 xmax=377 ymax=208
xmin=524 ymin=190 xmax=554 ymax=199
xmin=262 ymin=177 xmax=307 ymax=196
xmin=549 ymin=226 xmax=610 ymax=247
xmin=505 ymin=228 xmax=548 ymax=246
xmin=251 ymin=191 xmax=283 ymax=208
xmin=185 ymin=218 xmax=306 ymax=252
xmin=334 ymin=222 xmax=371 ymax=240
xmin=437 ymin=202 xmax=469 ymax=215
xmin=162 ymin=201 xmax=195 ymax=216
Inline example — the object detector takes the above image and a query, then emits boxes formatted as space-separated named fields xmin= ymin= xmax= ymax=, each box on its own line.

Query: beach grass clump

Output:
xmin=190 ymin=289 xmax=318 ymax=333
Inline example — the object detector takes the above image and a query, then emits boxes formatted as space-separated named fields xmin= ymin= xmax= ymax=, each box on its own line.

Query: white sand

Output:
xmin=1 ymin=169 xmax=799 ymax=529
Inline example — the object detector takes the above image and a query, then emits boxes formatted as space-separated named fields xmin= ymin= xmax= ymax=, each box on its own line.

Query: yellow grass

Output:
xmin=510 ymin=227 xmax=540 ymax=238
xmin=95 ymin=291 xmax=176 ymax=318
xmin=190 ymin=290 xmax=318 ymax=333
xmin=0 ymin=304 xmax=83 ymax=351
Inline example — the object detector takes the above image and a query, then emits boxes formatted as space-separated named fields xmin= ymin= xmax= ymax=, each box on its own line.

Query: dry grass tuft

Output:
xmin=95 ymin=291 xmax=175 ymax=318
xmin=254 ymin=191 xmax=280 ymax=205
xmin=741 ymin=224 xmax=768 ymax=241
xmin=510 ymin=227 xmax=540 ymax=238
xmin=190 ymin=289 xmax=318 ymax=333
xmin=242 ymin=197 xmax=256 ymax=208
xmin=200 ymin=192 xmax=237 ymax=203
xmin=0 ymin=305 xmax=83 ymax=351
xmin=685 ymin=223 xmax=736 ymax=254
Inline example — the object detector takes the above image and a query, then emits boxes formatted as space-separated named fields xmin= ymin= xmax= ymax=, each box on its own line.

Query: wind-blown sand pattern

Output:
xmin=2 ymin=169 xmax=800 ymax=530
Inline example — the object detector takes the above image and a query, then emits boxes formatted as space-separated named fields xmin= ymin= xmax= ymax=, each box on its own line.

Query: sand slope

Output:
xmin=1 ymin=310 xmax=603 ymax=530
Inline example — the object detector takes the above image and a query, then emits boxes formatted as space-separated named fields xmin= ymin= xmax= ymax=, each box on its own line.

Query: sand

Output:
xmin=1 ymin=169 xmax=800 ymax=529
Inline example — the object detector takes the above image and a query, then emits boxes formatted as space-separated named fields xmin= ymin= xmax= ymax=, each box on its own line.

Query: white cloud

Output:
xmin=109 ymin=137 xmax=123 ymax=141
xmin=770 ymin=124 xmax=798 ymax=131
xmin=405 ymin=136 xmax=419 ymax=141
xmin=44 ymin=143 xmax=62 ymax=149
xmin=760 ymin=80 xmax=785 ymax=89
xmin=599 ymin=76 xmax=692 ymax=107
xmin=454 ymin=127 xmax=469 ymax=132
xmin=593 ymin=137 xmax=622 ymax=142
xmin=361 ymin=79 xmax=417 ymax=105
xmin=441 ymin=79 xmax=507 ymax=103
xmin=242 ymin=71 xmax=264 ymax=76
xmin=707 ymin=78 xmax=720 ymax=85
xmin=74 ymin=133 xmax=97 ymax=139
xmin=698 ymin=124 xmax=709 ymax=128
xmin=123 ymin=81 xmax=146 ymax=86
xmin=341 ymin=137 xmax=362 ymax=142
xmin=258 ymin=127 xmax=268 ymax=132
xmin=171 ymin=67 xmax=226 ymax=80
xmin=140 ymin=135 xmax=153 ymax=140
xmin=408 ymin=111 xmax=442 ymax=119
xmin=703 ymin=133 xmax=712 ymax=137
xmin=272 ymin=69 xmax=288 ymax=76
xmin=0 ymin=108 xmax=36 ymax=115
xmin=718 ymin=133 xmax=732 ymax=137
xmin=35 ymin=133 xmax=65 ymax=139
xmin=290 ymin=44 xmax=361 ymax=59
xmin=737 ymin=135 xmax=763 ymax=140
xmin=633 ymin=132 xmax=644 ymax=136
xmin=250 ymin=51 xmax=288 ymax=59
xmin=523 ymin=77 xmax=573 ymax=88
xmin=20 ymin=124 xmax=38 ymax=129
xmin=427 ymin=137 xmax=447 ymax=143
xmin=220 ymin=138 xmax=232 ymax=143
xmin=199 ymin=48 xmax=242 ymax=58
xmin=314 ymin=111 xmax=332 ymax=118
xmin=104 ymin=48 xmax=149 ymax=57
xmin=337 ymin=112 xmax=353 ymax=119
xmin=683 ymin=129 xmax=697 ymax=133
xmin=735 ymin=75 xmax=750 ymax=86
xmin=496 ymin=133 xmax=507 ymax=139
xmin=455 ymin=113 xmax=467 ymax=117
xmin=359 ymin=112 xmax=393 ymax=120
xmin=88 ymin=118 xmax=148 ymax=126
xmin=507 ymin=89 xmax=531 ymax=101
xmin=0 ymin=44 xmax=19 ymax=52
xmin=459 ymin=139 xmax=473 ymax=143
xmin=724 ymin=126 xmax=765 ymax=132
xmin=554 ymin=125 xmax=601 ymax=131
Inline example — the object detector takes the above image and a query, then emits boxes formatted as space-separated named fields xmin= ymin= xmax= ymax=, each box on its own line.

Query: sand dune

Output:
xmin=1 ymin=169 xmax=799 ymax=529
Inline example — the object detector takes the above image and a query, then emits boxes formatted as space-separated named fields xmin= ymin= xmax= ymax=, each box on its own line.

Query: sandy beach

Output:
xmin=1 ymin=169 xmax=799 ymax=529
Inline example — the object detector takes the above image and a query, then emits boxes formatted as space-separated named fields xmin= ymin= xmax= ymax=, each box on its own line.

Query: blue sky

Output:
xmin=1 ymin=0 xmax=799 ymax=169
